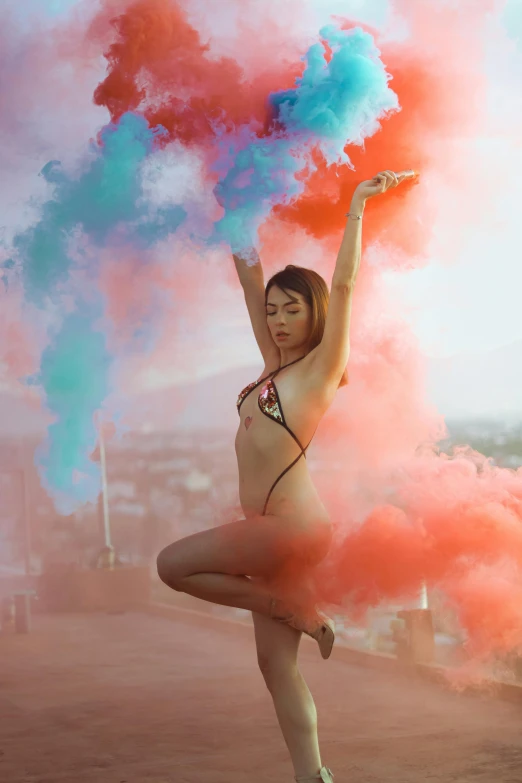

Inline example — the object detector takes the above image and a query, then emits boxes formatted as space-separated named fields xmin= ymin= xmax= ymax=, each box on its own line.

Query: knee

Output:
xmin=257 ymin=652 xmax=297 ymax=691
xmin=156 ymin=545 xmax=184 ymax=591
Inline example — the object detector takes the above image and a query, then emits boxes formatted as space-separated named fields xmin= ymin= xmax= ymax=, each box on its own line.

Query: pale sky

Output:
xmin=389 ymin=2 xmax=522 ymax=359
xmin=383 ymin=136 xmax=522 ymax=358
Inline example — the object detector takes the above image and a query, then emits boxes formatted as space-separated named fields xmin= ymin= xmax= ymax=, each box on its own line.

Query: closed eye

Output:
xmin=267 ymin=310 xmax=300 ymax=315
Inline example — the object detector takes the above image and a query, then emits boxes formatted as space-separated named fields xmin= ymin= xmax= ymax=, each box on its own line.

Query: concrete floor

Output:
xmin=1 ymin=610 xmax=521 ymax=782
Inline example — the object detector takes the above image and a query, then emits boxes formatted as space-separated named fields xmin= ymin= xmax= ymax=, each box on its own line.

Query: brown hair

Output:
xmin=265 ymin=264 xmax=349 ymax=388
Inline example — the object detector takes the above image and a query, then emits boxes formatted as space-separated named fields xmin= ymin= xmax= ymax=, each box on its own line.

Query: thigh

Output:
xmin=157 ymin=514 xmax=317 ymax=581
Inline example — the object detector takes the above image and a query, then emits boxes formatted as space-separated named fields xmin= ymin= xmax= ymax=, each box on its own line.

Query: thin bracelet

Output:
xmin=345 ymin=212 xmax=363 ymax=220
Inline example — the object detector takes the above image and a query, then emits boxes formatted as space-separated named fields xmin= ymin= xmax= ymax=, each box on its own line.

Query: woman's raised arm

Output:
xmin=232 ymin=248 xmax=279 ymax=366
xmin=311 ymin=169 xmax=416 ymax=385
xmin=232 ymin=247 xmax=264 ymax=290
xmin=332 ymin=169 xmax=416 ymax=288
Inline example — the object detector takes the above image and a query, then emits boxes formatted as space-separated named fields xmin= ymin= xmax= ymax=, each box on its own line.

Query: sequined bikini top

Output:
xmin=236 ymin=355 xmax=306 ymax=430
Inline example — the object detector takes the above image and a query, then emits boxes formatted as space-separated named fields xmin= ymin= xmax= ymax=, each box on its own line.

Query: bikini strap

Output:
xmin=270 ymin=354 xmax=306 ymax=380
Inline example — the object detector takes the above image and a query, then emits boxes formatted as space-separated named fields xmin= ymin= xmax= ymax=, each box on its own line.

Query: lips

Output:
xmin=276 ymin=332 xmax=289 ymax=337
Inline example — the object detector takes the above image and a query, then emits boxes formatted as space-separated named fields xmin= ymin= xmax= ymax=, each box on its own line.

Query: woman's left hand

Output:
xmin=353 ymin=169 xmax=413 ymax=203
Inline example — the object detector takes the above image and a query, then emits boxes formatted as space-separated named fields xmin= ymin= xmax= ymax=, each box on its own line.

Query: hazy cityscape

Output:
xmin=1 ymin=416 xmax=521 ymax=572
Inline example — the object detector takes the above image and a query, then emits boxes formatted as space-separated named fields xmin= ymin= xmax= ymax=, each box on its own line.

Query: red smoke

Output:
xmin=89 ymin=0 xmax=298 ymax=145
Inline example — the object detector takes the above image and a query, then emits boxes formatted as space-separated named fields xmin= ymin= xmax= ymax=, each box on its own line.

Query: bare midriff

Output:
xmin=234 ymin=359 xmax=333 ymax=527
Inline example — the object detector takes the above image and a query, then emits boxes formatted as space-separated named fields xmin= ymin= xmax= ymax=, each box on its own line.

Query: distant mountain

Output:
xmin=136 ymin=340 xmax=522 ymax=429
xmin=125 ymin=364 xmax=260 ymax=433
xmin=1 ymin=340 xmax=520 ymax=437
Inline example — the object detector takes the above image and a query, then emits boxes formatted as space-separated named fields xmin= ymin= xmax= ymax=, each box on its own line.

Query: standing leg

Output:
xmin=252 ymin=609 xmax=325 ymax=780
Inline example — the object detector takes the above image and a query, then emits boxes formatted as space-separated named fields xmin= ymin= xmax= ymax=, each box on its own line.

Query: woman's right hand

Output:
xmin=353 ymin=169 xmax=417 ymax=203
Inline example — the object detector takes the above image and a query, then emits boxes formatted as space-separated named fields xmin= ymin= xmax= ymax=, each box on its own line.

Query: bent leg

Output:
xmin=253 ymin=609 xmax=323 ymax=779
xmin=156 ymin=514 xmax=327 ymax=617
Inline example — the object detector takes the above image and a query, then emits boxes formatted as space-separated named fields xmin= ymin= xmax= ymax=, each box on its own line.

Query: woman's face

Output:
xmin=266 ymin=285 xmax=312 ymax=351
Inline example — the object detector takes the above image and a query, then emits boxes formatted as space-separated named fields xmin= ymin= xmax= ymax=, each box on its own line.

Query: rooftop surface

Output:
xmin=1 ymin=610 xmax=521 ymax=782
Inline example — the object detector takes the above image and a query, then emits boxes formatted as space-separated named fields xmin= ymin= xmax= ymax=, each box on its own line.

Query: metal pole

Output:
xmin=19 ymin=470 xmax=31 ymax=577
xmin=98 ymin=425 xmax=112 ymax=548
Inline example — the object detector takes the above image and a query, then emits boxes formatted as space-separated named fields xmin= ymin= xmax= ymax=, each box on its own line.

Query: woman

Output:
xmin=157 ymin=170 xmax=411 ymax=782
